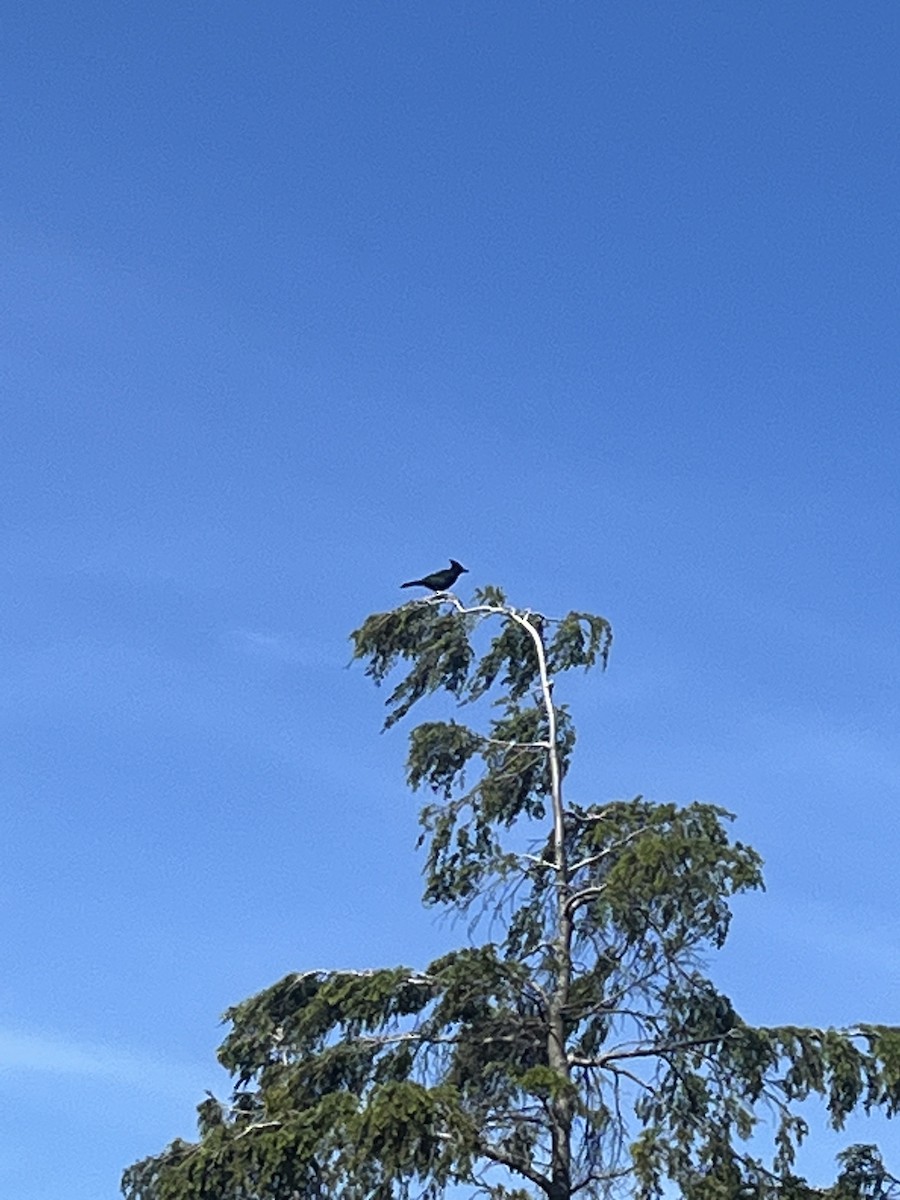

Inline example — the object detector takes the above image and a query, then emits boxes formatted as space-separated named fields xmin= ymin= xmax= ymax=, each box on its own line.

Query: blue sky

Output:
xmin=2 ymin=2 xmax=899 ymax=1194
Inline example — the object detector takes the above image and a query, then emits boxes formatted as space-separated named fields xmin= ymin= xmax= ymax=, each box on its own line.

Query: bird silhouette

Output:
xmin=401 ymin=559 xmax=468 ymax=592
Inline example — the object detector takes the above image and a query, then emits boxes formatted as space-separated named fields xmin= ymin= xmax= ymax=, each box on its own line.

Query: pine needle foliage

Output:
xmin=123 ymin=585 xmax=899 ymax=1200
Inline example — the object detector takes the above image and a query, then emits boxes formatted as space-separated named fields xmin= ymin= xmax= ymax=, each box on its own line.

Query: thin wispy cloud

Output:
xmin=0 ymin=1026 xmax=210 ymax=1099
xmin=222 ymin=626 xmax=343 ymax=667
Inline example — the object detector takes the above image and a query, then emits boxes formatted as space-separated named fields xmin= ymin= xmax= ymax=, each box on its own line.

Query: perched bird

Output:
xmin=401 ymin=559 xmax=468 ymax=592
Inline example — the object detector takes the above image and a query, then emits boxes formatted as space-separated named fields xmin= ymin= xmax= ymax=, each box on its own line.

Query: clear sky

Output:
xmin=2 ymin=3 xmax=898 ymax=1195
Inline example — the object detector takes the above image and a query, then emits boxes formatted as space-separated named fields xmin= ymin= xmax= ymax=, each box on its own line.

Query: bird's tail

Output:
xmin=400 ymin=580 xmax=420 ymax=588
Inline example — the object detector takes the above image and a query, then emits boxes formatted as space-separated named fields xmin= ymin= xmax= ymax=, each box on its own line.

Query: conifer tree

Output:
xmin=123 ymin=585 xmax=900 ymax=1200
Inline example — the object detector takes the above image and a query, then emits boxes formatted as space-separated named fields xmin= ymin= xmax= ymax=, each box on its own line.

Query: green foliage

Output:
xmin=124 ymin=586 xmax=897 ymax=1200
xmin=351 ymin=605 xmax=477 ymax=728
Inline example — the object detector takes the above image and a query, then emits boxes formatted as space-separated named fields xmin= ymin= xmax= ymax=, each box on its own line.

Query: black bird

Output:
xmin=401 ymin=559 xmax=468 ymax=592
